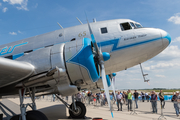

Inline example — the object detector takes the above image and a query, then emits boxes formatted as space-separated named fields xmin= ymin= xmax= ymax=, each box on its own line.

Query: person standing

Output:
xmin=52 ymin=94 xmax=56 ymax=102
xmin=150 ymin=91 xmax=157 ymax=113
xmin=104 ymin=92 xmax=107 ymax=106
xmin=145 ymin=92 xmax=149 ymax=102
xmin=92 ymin=93 xmax=96 ymax=106
xmin=127 ymin=90 xmax=133 ymax=111
xmin=100 ymin=91 xmax=104 ymax=106
xmin=134 ymin=90 xmax=139 ymax=109
xmin=159 ymin=90 xmax=165 ymax=109
xmin=76 ymin=92 xmax=82 ymax=102
xmin=116 ymin=91 xmax=123 ymax=111
xmin=172 ymin=91 xmax=180 ymax=117
xmin=125 ymin=91 xmax=128 ymax=105
xmin=87 ymin=91 xmax=92 ymax=105
xmin=96 ymin=93 xmax=100 ymax=104
xmin=141 ymin=92 xmax=145 ymax=102
xmin=81 ymin=91 xmax=85 ymax=103
xmin=122 ymin=91 xmax=126 ymax=104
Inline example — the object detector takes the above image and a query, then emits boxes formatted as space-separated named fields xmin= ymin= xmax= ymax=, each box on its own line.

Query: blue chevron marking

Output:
xmin=97 ymin=37 xmax=162 ymax=53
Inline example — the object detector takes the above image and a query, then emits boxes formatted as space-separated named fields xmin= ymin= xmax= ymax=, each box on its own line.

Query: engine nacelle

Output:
xmin=17 ymin=38 xmax=100 ymax=96
xmin=64 ymin=38 xmax=100 ymax=86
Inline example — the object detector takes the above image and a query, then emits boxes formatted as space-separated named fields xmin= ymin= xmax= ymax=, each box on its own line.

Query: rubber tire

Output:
xmin=10 ymin=115 xmax=21 ymax=120
xmin=10 ymin=110 xmax=48 ymax=120
xmin=69 ymin=101 xmax=86 ymax=119
xmin=26 ymin=110 xmax=48 ymax=120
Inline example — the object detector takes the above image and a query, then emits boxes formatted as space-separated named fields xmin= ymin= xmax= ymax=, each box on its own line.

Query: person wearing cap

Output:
xmin=159 ymin=90 xmax=165 ymax=109
xmin=172 ymin=91 xmax=180 ymax=117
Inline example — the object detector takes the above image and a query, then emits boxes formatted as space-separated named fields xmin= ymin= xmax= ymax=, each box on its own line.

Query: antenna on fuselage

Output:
xmin=93 ymin=18 xmax=96 ymax=23
xmin=76 ymin=17 xmax=83 ymax=24
xmin=57 ymin=22 xmax=63 ymax=29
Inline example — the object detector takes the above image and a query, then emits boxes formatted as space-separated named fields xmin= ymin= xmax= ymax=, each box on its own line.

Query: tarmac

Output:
xmin=0 ymin=97 xmax=180 ymax=120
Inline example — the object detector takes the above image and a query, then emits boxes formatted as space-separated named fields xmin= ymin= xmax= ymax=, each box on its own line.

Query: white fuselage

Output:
xmin=0 ymin=19 xmax=171 ymax=96
xmin=0 ymin=19 xmax=170 ymax=75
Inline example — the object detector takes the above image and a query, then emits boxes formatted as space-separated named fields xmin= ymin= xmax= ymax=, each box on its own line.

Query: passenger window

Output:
xmin=120 ymin=22 xmax=132 ymax=31
xmin=101 ymin=27 xmax=108 ymax=34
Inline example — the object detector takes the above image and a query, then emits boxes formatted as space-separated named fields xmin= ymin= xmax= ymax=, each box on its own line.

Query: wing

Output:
xmin=0 ymin=57 xmax=34 ymax=88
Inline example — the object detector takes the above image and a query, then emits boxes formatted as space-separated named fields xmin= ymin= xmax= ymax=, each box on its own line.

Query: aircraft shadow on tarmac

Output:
xmin=38 ymin=104 xmax=67 ymax=119
xmin=38 ymin=104 xmax=93 ymax=120
xmin=0 ymin=101 xmax=92 ymax=120
xmin=0 ymin=102 xmax=17 ymax=120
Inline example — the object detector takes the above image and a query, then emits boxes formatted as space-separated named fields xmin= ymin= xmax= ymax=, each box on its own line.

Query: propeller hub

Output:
xmin=112 ymin=73 xmax=116 ymax=77
xmin=102 ymin=52 xmax=110 ymax=61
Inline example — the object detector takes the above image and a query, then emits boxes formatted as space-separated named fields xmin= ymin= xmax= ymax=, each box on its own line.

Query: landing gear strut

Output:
xmin=10 ymin=88 xmax=48 ymax=120
xmin=55 ymin=94 xmax=86 ymax=119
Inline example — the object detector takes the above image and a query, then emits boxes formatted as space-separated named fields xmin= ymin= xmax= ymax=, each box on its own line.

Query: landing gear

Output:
xmin=55 ymin=94 xmax=86 ymax=119
xmin=10 ymin=88 xmax=48 ymax=120
xmin=69 ymin=101 xmax=86 ymax=119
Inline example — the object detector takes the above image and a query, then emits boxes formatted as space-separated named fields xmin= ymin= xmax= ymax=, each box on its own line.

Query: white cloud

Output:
xmin=18 ymin=30 xmax=22 ymax=33
xmin=130 ymin=78 xmax=141 ymax=81
xmin=168 ymin=13 xmax=180 ymax=24
xmin=3 ymin=0 xmax=28 ymax=11
xmin=172 ymin=36 xmax=180 ymax=43
xmin=159 ymin=45 xmax=180 ymax=58
xmin=2 ymin=7 xmax=8 ymax=12
xmin=144 ymin=62 xmax=180 ymax=71
xmin=9 ymin=32 xmax=17 ymax=35
xmin=155 ymin=75 xmax=166 ymax=78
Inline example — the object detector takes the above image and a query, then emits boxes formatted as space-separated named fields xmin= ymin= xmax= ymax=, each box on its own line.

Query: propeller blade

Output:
xmin=111 ymin=77 xmax=117 ymax=101
xmin=101 ymin=64 xmax=114 ymax=118
xmin=86 ymin=15 xmax=100 ymax=55
xmin=85 ymin=14 xmax=113 ymax=117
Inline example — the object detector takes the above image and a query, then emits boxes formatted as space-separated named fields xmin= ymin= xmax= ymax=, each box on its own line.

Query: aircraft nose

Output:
xmin=160 ymin=29 xmax=171 ymax=47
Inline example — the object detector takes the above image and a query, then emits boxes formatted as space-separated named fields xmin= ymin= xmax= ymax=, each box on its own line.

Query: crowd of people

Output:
xmin=71 ymin=90 xmax=180 ymax=117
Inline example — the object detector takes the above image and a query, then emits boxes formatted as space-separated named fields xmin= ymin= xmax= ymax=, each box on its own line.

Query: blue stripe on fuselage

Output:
xmin=97 ymin=37 xmax=162 ymax=53
xmin=0 ymin=42 xmax=28 ymax=56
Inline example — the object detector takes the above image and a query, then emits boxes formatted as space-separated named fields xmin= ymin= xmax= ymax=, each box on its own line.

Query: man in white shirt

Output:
xmin=116 ymin=91 xmax=123 ymax=111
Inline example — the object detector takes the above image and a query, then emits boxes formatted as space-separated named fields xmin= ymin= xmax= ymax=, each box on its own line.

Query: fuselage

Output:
xmin=0 ymin=19 xmax=171 ymax=75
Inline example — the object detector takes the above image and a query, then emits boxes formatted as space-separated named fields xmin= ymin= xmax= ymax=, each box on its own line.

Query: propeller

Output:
xmin=86 ymin=17 xmax=113 ymax=118
xmin=111 ymin=73 xmax=117 ymax=102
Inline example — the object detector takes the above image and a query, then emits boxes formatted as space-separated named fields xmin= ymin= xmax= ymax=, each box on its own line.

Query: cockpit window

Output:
xmin=120 ymin=22 xmax=132 ymax=31
xmin=135 ymin=23 xmax=143 ymax=28
xmin=130 ymin=22 xmax=136 ymax=28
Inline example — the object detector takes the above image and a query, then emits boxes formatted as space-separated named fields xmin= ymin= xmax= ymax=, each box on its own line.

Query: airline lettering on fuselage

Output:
xmin=0 ymin=42 xmax=28 ymax=56
xmin=138 ymin=34 xmax=147 ymax=38
xmin=124 ymin=34 xmax=147 ymax=41
xmin=124 ymin=36 xmax=136 ymax=41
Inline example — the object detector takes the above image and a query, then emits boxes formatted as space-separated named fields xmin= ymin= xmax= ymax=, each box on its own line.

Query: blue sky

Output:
xmin=0 ymin=0 xmax=180 ymax=89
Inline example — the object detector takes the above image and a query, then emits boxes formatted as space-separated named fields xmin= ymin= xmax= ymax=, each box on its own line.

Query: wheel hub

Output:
xmin=73 ymin=106 xmax=82 ymax=116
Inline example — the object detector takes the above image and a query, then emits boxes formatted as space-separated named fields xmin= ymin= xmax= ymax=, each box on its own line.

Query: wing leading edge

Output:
xmin=0 ymin=57 xmax=34 ymax=88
